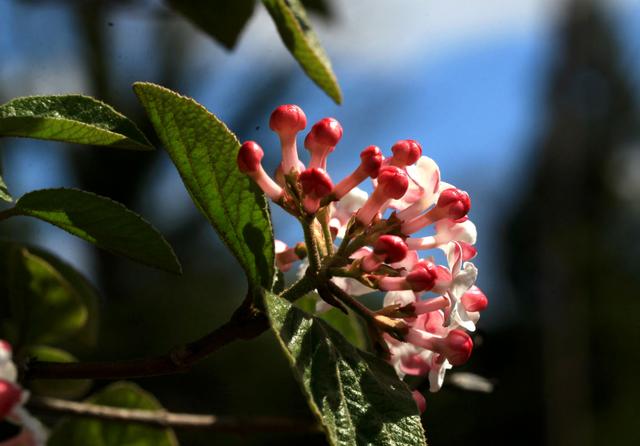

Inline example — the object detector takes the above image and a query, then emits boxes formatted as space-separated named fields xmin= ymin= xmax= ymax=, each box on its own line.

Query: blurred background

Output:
xmin=1 ymin=0 xmax=639 ymax=444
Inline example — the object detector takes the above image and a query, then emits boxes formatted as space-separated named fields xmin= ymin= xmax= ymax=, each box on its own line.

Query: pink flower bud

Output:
xmin=237 ymin=141 xmax=264 ymax=174
xmin=237 ymin=141 xmax=284 ymax=202
xmin=406 ymin=263 xmax=437 ymax=291
xmin=412 ymin=390 xmax=427 ymax=413
xmin=405 ymin=328 xmax=473 ymax=366
xmin=299 ymin=168 xmax=334 ymax=213
xmin=305 ymin=118 xmax=343 ymax=169
xmin=0 ymin=379 xmax=21 ymax=419
xmin=360 ymin=145 xmax=383 ymax=178
xmin=269 ymin=104 xmax=307 ymax=135
xmin=390 ymin=139 xmax=422 ymax=167
xmin=270 ymin=105 xmax=307 ymax=174
xmin=437 ymin=188 xmax=471 ymax=219
xmin=332 ymin=146 xmax=383 ymax=199
xmin=378 ymin=166 xmax=410 ymax=199
xmin=440 ymin=329 xmax=473 ymax=366
xmin=361 ymin=235 xmax=408 ymax=272
xmin=401 ymin=187 xmax=471 ymax=235
xmin=356 ymin=166 xmax=409 ymax=225
xmin=461 ymin=286 xmax=488 ymax=312
xmin=374 ymin=235 xmax=408 ymax=263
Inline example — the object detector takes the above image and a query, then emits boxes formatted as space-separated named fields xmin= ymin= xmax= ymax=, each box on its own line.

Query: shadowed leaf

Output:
xmin=49 ymin=382 xmax=178 ymax=446
xmin=14 ymin=188 xmax=181 ymax=274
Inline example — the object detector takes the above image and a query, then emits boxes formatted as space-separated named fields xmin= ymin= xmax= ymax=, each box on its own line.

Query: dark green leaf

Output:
xmin=134 ymin=82 xmax=274 ymax=289
xmin=262 ymin=0 xmax=342 ymax=104
xmin=28 ymin=245 xmax=100 ymax=347
xmin=25 ymin=346 xmax=92 ymax=399
xmin=168 ymin=0 xmax=256 ymax=49
xmin=14 ymin=188 xmax=181 ymax=274
xmin=0 ymin=95 xmax=153 ymax=150
xmin=49 ymin=382 xmax=179 ymax=446
xmin=0 ymin=245 xmax=87 ymax=345
xmin=263 ymin=291 xmax=427 ymax=446
xmin=0 ymin=174 xmax=11 ymax=202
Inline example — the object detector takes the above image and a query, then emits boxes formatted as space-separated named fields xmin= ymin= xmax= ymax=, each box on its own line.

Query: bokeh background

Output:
xmin=1 ymin=0 xmax=640 ymax=445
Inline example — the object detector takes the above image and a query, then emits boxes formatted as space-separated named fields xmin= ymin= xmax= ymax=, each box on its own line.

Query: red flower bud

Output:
xmin=461 ymin=286 xmax=488 ymax=312
xmin=377 ymin=166 xmax=409 ymax=200
xmin=360 ymin=145 xmax=383 ymax=178
xmin=406 ymin=262 xmax=437 ymax=291
xmin=437 ymin=188 xmax=471 ymax=219
xmin=299 ymin=168 xmax=333 ymax=199
xmin=237 ymin=141 xmax=264 ymax=174
xmin=305 ymin=118 xmax=343 ymax=153
xmin=0 ymin=379 xmax=21 ymax=419
xmin=442 ymin=329 xmax=473 ymax=366
xmin=269 ymin=104 xmax=307 ymax=136
xmin=391 ymin=139 xmax=422 ymax=166
xmin=373 ymin=235 xmax=408 ymax=263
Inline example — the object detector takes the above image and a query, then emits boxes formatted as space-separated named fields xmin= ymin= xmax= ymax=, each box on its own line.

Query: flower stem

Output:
xmin=279 ymin=273 xmax=317 ymax=302
xmin=301 ymin=216 xmax=322 ymax=273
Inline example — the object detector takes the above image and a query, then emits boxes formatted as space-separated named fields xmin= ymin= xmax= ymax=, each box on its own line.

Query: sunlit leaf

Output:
xmin=264 ymin=291 xmax=427 ymax=446
xmin=134 ymin=82 xmax=275 ymax=289
xmin=262 ymin=0 xmax=342 ymax=103
xmin=49 ymin=382 xmax=179 ymax=446
xmin=14 ymin=188 xmax=181 ymax=274
xmin=0 ymin=95 xmax=153 ymax=150
xmin=168 ymin=0 xmax=256 ymax=49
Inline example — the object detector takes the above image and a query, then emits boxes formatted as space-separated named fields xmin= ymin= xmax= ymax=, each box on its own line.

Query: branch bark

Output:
xmin=23 ymin=294 xmax=268 ymax=380
xmin=27 ymin=395 xmax=322 ymax=434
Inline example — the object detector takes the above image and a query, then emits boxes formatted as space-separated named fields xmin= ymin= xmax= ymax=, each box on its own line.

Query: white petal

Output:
xmin=383 ymin=290 xmax=417 ymax=307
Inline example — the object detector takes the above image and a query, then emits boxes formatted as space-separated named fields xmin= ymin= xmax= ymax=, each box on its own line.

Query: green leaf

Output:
xmin=263 ymin=291 xmax=427 ymax=446
xmin=28 ymin=245 xmax=100 ymax=347
xmin=168 ymin=0 xmax=256 ymax=50
xmin=133 ymin=82 xmax=275 ymax=289
xmin=0 ymin=173 xmax=12 ymax=202
xmin=0 ymin=95 xmax=153 ymax=150
xmin=49 ymin=382 xmax=179 ymax=446
xmin=0 ymin=245 xmax=87 ymax=345
xmin=25 ymin=346 xmax=92 ymax=399
xmin=262 ymin=0 xmax=342 ymax=104
xmin=14 ymin=188 xmax=181 ymax=274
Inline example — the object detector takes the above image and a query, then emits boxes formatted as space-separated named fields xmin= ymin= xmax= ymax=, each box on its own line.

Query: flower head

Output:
xmin=237 ymin=104 xmax=485 ymax=409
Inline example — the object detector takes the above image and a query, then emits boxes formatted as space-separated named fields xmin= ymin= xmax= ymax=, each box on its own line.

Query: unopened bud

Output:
xmin=269 ymin=104 xmax=307 ymax=136
xmin=305 ymin=118 xmax=343 ymax=169
xmin=461 ymin=286 xmax=488 ymax=312
xmin=0 ymin=379 xmax=21 ymax=419
xmin=237 ymin=141 xmax=264 ymax=173
xmin=238 ymin=141 xmax=284 ymax=202
xmin=299 ymin=168 xmax=334 ymax=213
xmin=390 ymin=139 xmax=422 ymax=167
xmin=373 ymin=235 xmax=408 ymax=263
xmin=270 ymin=105 xmax=307 ymax=174
xmin=356 ymin=166 xmax=409 ymax=225
xmin=437 ymin=188 xmax=471 ymax=219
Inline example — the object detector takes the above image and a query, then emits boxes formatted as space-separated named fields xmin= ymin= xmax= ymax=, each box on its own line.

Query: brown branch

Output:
xmin=23 ymin=295 xmax=269 ymax=381
xmin=27 ymin=395 xmax=322 ymax=434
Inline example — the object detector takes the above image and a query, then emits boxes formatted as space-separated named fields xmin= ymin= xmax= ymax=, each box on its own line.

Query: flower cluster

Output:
xmin=0 ymin=341 xmax=46 ymax=446
xmin=238 ymin=105 xmax=488 ymax=412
